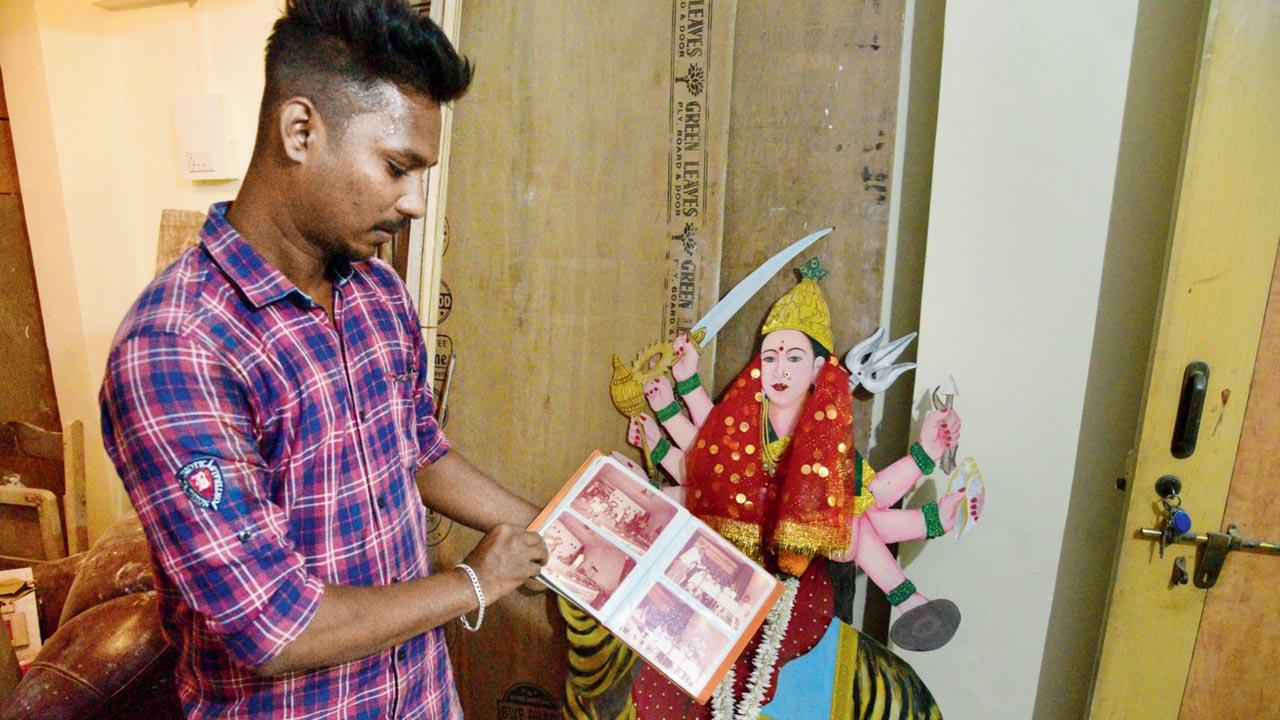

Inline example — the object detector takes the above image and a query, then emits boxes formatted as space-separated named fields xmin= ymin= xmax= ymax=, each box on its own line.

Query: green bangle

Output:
xmin=655 ymin=400 xmax=683 ymax=423
xmin=675 ymin=373 xmax=702 ymax=396
xmin=650 ymin=436 xmax=672 ymax=466
xmin=923 ymin=501 xmax=944 ymax=539
xmin=910 ymin=442 xmax=936 ymax=476
xmin=886 ymin=579 xmax=917 ymax=607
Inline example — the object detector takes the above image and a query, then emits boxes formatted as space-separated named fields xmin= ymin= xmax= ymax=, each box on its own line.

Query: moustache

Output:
xmin=373 ymin=218 xmax=410 ymax=235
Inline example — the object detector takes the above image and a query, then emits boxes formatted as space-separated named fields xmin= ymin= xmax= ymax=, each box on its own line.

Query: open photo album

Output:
xmin=528 ymin=452 xmax=783 ymax=703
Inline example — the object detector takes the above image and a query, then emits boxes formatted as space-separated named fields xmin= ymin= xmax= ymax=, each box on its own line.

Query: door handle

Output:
xmin=1171 ymin=361 xmax=1209 ymax=458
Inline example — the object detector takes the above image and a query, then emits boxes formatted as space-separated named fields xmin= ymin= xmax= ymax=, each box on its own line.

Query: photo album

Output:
xmin=528 ymin=452 xmax=783 ymax=703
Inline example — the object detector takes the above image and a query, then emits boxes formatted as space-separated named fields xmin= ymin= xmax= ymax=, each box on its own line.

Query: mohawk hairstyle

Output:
xmin=262 ymin=0 xmax=472 ymax=127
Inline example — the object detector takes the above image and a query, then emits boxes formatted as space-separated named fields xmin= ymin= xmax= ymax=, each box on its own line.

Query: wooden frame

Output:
xmin=0 ymin=420 xmax=87 ymax=558
xmin=408 ymin=0 xmax=463 ymax=386
xmin=0 ymin=485 xmax=64 ymax=562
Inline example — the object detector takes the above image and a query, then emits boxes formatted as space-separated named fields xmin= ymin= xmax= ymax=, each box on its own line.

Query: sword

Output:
xmin=613 ymin=227 xmax=834 ymax=405
xmin=611 ymin=227 xmax=834 ymax=482
xmin=688 ymin=227 xmax=834 ymax=347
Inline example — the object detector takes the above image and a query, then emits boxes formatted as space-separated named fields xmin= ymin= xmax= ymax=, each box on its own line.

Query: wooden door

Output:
xmin=1088 ymin=2 xmax=1280 ymax=717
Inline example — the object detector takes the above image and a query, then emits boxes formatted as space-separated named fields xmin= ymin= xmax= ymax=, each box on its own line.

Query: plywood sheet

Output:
xmin=714 ymin=0 xmax=905 ymax=453
xmin=436 ymin=1 xmax=736 ymax=714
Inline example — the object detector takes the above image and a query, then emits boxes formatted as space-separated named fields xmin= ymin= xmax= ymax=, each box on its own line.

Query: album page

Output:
xmin=529 ymin=452 xmax=783 ymax=702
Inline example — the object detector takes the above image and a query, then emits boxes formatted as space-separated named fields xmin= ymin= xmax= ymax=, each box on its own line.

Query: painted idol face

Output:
xmin=759 ymin=328 xmax=825 ymax=410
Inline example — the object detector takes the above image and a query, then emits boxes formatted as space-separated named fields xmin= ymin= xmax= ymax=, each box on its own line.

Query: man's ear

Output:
xmin=278 ymin=97 xmax=322 ymax=164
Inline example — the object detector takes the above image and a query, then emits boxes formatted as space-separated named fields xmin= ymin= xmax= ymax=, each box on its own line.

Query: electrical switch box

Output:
xmin=172 ymin=95 xmax=240 ymax=181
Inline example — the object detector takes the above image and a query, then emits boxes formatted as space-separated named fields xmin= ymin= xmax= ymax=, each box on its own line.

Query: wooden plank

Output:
xmin=713 ymin=0 xmax=905 ymax=456
xmin=63 ymin=420 xmax=87 ymax=554
xmin=1178 ymin=245 xmax=1280 ymax=719
xmin=1089 ymin=2 xmax=1280 ymax=716
xmin=0 ymin=120 xmax=18 ymax=194
xmin=0 ymin=195 xmax=60 ymax=432
xmin=0 ymin=421 xmax=61 ymax=461
xmin=155 ymin=208 xmax=206 ymax=274
xmin=410 ymin=0 xmax=462 ymax=380
xmin=436 ymin=1 xmax=735 ymax=713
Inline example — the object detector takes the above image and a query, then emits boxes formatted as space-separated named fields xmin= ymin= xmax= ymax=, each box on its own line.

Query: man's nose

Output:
xmin=396 ymin=178 xmax=427 ymax=220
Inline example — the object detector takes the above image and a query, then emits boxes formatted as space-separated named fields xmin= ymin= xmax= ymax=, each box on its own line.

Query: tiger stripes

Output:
xmin=560 ymin=595 xmax=941 ymax=720
xmin=848 ymin=632 xmax=942 ymax=720
xmin=560 ymin=598 xmax=640 ymax=720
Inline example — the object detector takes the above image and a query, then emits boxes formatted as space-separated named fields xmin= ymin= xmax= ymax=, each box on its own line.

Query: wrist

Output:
xmin=909 ymin=442 xmax=936 ymax=476
xmin=917 ymin=438 xmax=943 ymax=462
xmin=455 ymin=563 xmax=486 ymax=631
xmin=650 ymin=436 xmax=673 ymax=467
xmin=675 ymin=372 xmax=702 ymax=396
xmin=455 ymin=565 xmax=484 ymax=606
xmin=655 ymin=400 xmax=682 ymax=423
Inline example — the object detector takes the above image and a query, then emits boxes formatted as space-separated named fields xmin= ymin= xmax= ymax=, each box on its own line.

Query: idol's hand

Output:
xmin=609 ymin=451 xmax=648 ymax=478
xmin=627 ymin=415 xmax=662 ymax=450
xmin=671 ymin=333 xmax=700 ymax=381
xmin=918 ymin=408 xmax=962 ymax=461
xmin=938 ymin=489 xmax=967 ymax=533
xmin=462 ymin=523 xmax=548 ymax=603
xmin=644 ymin=377 xmax=677 ymax=414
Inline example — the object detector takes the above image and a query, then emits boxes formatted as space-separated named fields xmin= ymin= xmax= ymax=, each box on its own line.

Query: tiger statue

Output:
xmin=559 ymin=598 xmax=942 ymax=720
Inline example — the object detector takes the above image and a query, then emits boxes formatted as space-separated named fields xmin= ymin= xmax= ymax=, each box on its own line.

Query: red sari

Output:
xmin=632 ymin=357 xmax=859 ymax=717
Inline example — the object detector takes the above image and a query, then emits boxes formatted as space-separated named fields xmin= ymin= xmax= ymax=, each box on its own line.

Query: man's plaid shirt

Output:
xmin=101 ymin=202 xmax=460 ymax=719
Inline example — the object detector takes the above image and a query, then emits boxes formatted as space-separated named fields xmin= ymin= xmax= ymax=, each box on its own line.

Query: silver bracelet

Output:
xmin=455 ymin=563 xmax=485 ymax=632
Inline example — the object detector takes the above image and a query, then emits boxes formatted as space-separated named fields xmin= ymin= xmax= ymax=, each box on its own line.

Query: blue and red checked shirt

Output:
xmin=100 ymin=202 xmax=460 ymax=719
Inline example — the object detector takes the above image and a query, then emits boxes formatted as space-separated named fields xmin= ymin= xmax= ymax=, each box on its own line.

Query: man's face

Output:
xmin=300 ymin=84 xmax=442 ymax=264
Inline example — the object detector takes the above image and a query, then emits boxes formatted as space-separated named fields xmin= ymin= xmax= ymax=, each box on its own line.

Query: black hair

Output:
xmin=261 ymin=0 xmax=473 ymax=129
xmin=809 ymin=336 xmax=831 ymax=360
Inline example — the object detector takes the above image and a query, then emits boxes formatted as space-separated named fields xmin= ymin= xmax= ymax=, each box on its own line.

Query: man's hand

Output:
xmin=462 ymin=524 xmax=548 ymax=604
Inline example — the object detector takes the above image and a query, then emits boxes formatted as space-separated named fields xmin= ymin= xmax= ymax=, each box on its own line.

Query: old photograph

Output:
xmin=664 ymin=529 xmax=772 ymax=631
xmin=542 ymin=512 xmax=638 ymax=611
xmin=617 ymin=583 xmax=731 ymax=690
xmin=569 ymin=460 xmax=679 ymax=554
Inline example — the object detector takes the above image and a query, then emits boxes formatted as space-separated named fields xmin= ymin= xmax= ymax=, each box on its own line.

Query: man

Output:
xmin=99 ymin=1 xmax=547 ymax=717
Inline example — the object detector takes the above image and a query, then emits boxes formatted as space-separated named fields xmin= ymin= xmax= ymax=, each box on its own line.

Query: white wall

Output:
xmin=900 ymin=2 xmax=1146 ymax=718
xmin=0 ymin=0 xmax=279 ymax=539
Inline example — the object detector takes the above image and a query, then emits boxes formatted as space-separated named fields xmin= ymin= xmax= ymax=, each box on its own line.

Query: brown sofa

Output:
xmin=1 ymin=514 xmax=181 ymax=719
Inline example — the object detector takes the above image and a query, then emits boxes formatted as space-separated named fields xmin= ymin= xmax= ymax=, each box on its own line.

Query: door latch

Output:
xmin=1138 ymin=477 xmax=1280 ymax=588
xmin=1139 ymin=524 xmax=1280 ymax=588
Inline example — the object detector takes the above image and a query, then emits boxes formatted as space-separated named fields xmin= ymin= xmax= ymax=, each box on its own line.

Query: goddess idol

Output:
xmin=621 ymin=258 xmax=967 ymax=718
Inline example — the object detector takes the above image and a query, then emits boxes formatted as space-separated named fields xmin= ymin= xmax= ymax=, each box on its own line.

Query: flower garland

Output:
xmin=711 ymin=576 xmax=801 ymax=720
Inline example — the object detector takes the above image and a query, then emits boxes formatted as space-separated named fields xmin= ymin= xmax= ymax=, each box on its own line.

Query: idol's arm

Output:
xmin=671 ymin=333 xmax=713 ymax=427
xmin=868 ymin=408 xmax=962 ymax=508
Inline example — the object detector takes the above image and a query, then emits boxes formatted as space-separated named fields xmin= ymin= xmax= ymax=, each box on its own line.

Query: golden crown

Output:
xmin=760 ymin=258 xmax=834 ymax=353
